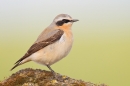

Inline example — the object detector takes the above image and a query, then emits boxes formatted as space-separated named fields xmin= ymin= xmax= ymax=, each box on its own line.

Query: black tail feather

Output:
xmin=14 ymin=59 xmax=22 ymax=64
xmin=10 ymin=62 xmax=20 ymax=71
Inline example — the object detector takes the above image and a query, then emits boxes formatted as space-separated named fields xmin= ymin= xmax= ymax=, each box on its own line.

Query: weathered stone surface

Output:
xmin=0 ymin=68 xmax=107 ymax=86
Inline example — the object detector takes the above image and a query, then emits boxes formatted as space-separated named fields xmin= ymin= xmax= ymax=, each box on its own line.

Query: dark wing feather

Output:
xmin=15 ymin=29 xmax=64 ymax=64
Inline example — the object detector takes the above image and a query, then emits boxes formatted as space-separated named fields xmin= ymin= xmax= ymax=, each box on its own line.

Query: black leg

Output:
xmin=47 ymin=65 xmax=55 ymax=73
xmin=46 ymin=65 xmax=63 ymax=81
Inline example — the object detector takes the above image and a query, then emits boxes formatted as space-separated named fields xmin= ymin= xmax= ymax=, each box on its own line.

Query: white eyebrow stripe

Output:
xmin=54 ymin=17 xmax=71 ymax=22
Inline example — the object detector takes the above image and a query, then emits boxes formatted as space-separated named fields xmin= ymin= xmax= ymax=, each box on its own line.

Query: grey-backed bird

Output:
xmin=11 ymin=14 xmax=78 ymax=74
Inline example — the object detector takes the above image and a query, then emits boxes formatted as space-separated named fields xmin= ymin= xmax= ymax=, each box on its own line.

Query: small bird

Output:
xmin=11 ymin=14 xmax=78 ymax=74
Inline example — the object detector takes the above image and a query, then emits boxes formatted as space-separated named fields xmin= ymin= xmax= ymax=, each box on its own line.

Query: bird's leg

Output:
xmin=47 ymin=65 xmax=56 ymax=79
xmin=47 ymin=65 xmax=64 ymax=81
xmin=47 ymin=65 xmax=55 ymax=73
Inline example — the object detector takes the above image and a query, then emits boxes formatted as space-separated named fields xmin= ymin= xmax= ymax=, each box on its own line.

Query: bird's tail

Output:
xmin=10 ymin=62 xmax=21 ymax=71
xmin=10 ymin=59 xmax=30 ymax=71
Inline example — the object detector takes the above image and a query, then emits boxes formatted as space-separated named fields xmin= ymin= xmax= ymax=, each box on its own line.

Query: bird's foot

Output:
xmin=47 ymin=65 xmax=68 ymax=81
xmin=52 ymin=72 xmax=69 ymax=82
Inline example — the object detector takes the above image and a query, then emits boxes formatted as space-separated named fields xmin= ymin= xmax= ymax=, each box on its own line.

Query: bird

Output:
xmin=11 ymin=14 xmax=78 ymax=74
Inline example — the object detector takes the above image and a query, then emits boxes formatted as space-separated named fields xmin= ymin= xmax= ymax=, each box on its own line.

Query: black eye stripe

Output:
xmin=56 ymin=21 xmax=64 ymax=26
xmin=62 ymin=19 xmax=70 ymax=23
xmin=56 ymin=19 xmax=71 ymax=26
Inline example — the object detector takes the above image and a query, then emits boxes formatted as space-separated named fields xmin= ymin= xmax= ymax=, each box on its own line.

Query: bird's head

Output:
xmin=52 ymin=14 xmax=78 ymax=29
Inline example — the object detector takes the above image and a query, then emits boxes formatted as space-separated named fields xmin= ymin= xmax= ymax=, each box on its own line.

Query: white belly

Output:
xmin=29 ymin=33 xmax=73 ymax=65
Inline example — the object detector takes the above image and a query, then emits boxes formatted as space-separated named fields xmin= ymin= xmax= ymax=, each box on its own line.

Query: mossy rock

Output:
xmin=0 ymin=68 xmax=107 ymax=86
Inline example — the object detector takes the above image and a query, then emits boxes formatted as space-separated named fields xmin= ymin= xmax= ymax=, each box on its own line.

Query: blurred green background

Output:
xmin=0 ymin=0 xmax=130 ymax=86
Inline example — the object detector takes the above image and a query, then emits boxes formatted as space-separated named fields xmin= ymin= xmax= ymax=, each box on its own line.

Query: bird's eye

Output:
xmin=62 ymin=19 xmax=70 ymax=23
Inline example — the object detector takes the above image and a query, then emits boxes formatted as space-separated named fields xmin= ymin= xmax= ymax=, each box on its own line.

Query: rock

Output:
xmin=0 ymin=68 xmax=107 ymax=86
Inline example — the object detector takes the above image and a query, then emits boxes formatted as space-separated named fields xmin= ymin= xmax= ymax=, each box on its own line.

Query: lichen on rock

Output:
xmin=0 ymin=68 xmax=107 ymax=86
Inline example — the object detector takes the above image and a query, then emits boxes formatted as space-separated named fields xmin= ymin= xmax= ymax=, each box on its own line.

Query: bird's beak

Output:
xmin=71 ymin=19 xmax=79 ymax=22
